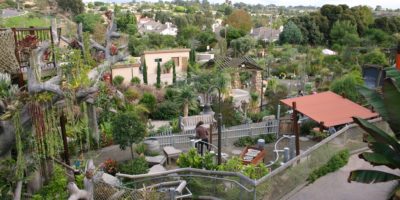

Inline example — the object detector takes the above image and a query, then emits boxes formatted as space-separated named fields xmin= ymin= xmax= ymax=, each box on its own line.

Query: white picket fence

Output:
xmin=146 ymin=120 xmax=279 ymax=149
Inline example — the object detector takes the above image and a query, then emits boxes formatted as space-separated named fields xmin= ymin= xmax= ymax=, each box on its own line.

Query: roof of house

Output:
xmin=250 ymin=27 xmax=281 ymax=41
xmin=280 ymin=91 xmax=379 ymax=128
xmin=138 ymin=18 xmax=177 ymax=34
xmin=202 ymin=56 xmax=263 ymax=71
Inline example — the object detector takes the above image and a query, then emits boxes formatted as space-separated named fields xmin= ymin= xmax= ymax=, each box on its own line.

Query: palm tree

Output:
xmin=177 ymin=85 xmax=198 ymax=117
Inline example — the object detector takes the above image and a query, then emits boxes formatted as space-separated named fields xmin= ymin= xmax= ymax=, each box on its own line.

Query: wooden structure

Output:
xmin=180 ymin=114 xmax=216 ymax=131
xmin=240 ymin=146 xmax=266 ymax=165
xmin=0 ymin=26 xmax=60 ymax=81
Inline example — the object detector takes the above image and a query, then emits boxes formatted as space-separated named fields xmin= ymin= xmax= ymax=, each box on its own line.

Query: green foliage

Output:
xmin=112 ymin=111 xmax=147 ymax=158
xmin=219 ymin=157 xmax=269 ymax=179
xmin=248 ymin=110 xmax=271 ymax=123
xmin=225 ymin=9 xmax=253 ymax=33
xmin=307 ymin=149 xmax=350 ymax=183
xmin=279 ymin=21 xmax=303 ymax=44
xmin=135 ymin=143 xmax=146 ymax=155
xmin=3 ymin=15 xmax=50 ymax=28
xmin=130 ymin=77 xmax=141 ymax=85
xmin=112 ymin=75 xmax=125 ymax=86
xmin=129 ymin=34 xmax=178 ymax=56
xmin=124 ymin=88 xmax=140 ymax=102
xmin=300 ymin=120 xmax=319 ymax=136
xmin=330 ymin=20 xmax=359 ymax=46
xmin=116 ymin=11 xmax=137 ymax=33
xmin=230 ymin=36 xmax=256 ymax=57
xmin=139 ymin=92 xmax=157 ymax=112
xmin=310 ymin=130 xmax=329 ymax=141
xmin=174 ymin=6 xmax=186 ymax=13
xmin=119 ymin=157 xmax=149 ymax=175
xmin=0 ymin=159 xmax=19 ymax=199
xmin=32 ymin=165 xmax=69 ymax=199
xmin=74 ymin=13 xmax=103 ymax=33
xmin=362 ymin=49 xmax=388 ymax=66
xmin=172 ymin=60 xmax=177 ymax=84
xmin=142 ymin=60 xmax=148 ymax=85
xmin=234 ymin=134 xmax=276 ymax=147
xmin=177 ymin=148 xmax=217 ymax=170
xmin=156 ymin=61 xmax=161 ymax=88
xmin=75 ymin=174 xmax=85 ymax=189
xmin=152 ymin=101 xmax=180 ymax=120
xmin=330 ymin=71 xmax=364 ymax=102
xmin=212 ymin=98 xmax=243 ymax=127
xmin=219 ymin=27 xmax=246 ymax=46
xmin=56 ymin=0 xmax=84 ymax=15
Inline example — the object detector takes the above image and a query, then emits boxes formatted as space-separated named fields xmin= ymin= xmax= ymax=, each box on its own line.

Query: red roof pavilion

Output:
xmin=280 ymin=91 xmax=379 ymax=128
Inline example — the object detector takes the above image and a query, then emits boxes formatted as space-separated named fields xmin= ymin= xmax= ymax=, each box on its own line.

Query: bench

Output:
xmin=180 ymin=114 xmax=216 ymax=131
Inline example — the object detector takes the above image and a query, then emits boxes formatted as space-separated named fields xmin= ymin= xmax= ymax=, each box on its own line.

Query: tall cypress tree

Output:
xmin=142 ymin=60 xmax=148 ymax=85
xmin=188 ymin=49 xmax=196 ymax=81
xmin=172 ymin=61 xmax=176 ymax=84
xmin=156 ymin=61 xmax=161 ymax=88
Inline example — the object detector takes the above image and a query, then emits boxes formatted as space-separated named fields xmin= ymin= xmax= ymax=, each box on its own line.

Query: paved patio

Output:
xmin=286 ymin=154 xmax=399 ymax=200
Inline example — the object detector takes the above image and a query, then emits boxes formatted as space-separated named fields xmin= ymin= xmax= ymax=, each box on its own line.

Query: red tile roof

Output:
xmin=280 ymin=91 xmax=379 ymax=127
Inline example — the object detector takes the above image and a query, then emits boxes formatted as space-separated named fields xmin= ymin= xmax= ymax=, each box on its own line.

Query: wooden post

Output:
xmin=292 ymin=102 xmax=300 ymax=156
xmin=319 ymin=121 xmax=325 ymax=132
xmin=60 ymin=113 xmax=70 ymax=165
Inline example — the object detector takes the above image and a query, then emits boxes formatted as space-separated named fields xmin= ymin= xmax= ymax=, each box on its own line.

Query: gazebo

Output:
xmin=202 ymin=56 xmax=263 ymax=96
xmin=280 ymin=91 xmax=379 ymax=129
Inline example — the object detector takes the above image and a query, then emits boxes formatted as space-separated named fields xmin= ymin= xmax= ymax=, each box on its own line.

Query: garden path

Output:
xmin=285 ymin=154 xmax=399 ymax=200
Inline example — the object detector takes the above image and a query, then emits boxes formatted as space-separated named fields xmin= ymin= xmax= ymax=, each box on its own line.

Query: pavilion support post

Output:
xmin=209 ymin=124 xmax=213 ymax=150
xmin=292 ymin=102 xmax=300 ymax=156
xmin=319 ymin=121 xmax=325 ymax=132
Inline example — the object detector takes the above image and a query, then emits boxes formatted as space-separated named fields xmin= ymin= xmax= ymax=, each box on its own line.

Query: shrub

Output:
xmin=99 ymin=6 xmax=108 ymax=11
xmin=32 ymin=165 xmax=69 ymax=199
xmin=124 ymin=88 xmax=140 ymax=102
xmin=164 ymin=88 xmax=179 ymax=101
xmin=112 ymin=75 xmax=124 ymax=86
xmin=103 ymin=159 xmax=118 ymax=175
xmin=310 ymin=130 xmax=328 ymax=141
xmin=300 ymin=120 xmax=318 ymax=136
xmin=119 ymin=157 xmax=149 ymax=175
xmin=234 ymin=134 xmax=276 ymax=147
xmin=177 ymin=148 xmax=217 ymax=170
xmin=218 ymin=157 xmax=269 ymax=179
xmin=130 ymin=77 xmax=141 ymax=85
xmin=248 ymin=110 xmax=271 ymax=123
xmin=152 ymin=101 xmax=180 ymax=120
xmin=307 ymin=149 xmax=350 ymax=183
xmin=139 ymin=92 xmax=157 ymax=112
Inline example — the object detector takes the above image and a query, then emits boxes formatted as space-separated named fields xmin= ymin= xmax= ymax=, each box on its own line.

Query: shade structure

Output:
xmin=280 ymin=91 xmax=379 ymax=128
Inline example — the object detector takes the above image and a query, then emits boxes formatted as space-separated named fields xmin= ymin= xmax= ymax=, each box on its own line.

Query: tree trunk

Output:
xmin=183 ymin=102 xmax=189 ymax=117
xmin=130 ymin=144 xmax=134 ymax=160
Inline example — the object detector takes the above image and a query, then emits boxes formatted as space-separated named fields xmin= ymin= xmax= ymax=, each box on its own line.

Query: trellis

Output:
xmin=0 ymin=29 xmax=19 ymax=74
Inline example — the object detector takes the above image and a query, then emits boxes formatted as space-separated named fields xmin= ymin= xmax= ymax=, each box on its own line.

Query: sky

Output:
xmin=84 ymin=0 xmax=400 ymax=9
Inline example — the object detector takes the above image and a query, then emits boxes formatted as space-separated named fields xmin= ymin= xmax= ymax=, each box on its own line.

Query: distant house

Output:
xmin=141 ymin=49 xmax=190 ymax=85
xmin=250 ymin=26 xmax=283 ymax=42
xmin=137 ymin=17 xmax=178 ymax=36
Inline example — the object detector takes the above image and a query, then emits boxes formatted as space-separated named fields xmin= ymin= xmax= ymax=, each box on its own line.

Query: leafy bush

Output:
xmin=135 ymin=143 xmax=146 ymax=155
xmin=119 ymin=157 xmax=149 ymax=175
xmin=234 ymin=134 xmax=277 ymax=147
xmin=112 ymin=75 xmax=125 ymax=86
xmin=32 ymin=165 xmax=69 ymax=199
xmin=248 ymin=110 xmax=271 ymax=123
xmin=124 ymin=88 xmax=140 ymax=102
xmin=310 ymin=130 xmax=329 ymax=141
xmin=164 ymin=88 xmax=179 ymax=101
xmin=218 ymin=157 xmax=269 ymax=179
xmin=177 ymin=148 xmax=217 ymax=170
xmin=100 ymin=122 xmax=113 ymax=147
xmin=307 ymin=149 xmax=350 ymax=183
xmin=152 ymin=101 xmax=180 ymax=120
xmin=300 ymin=120 xmax=318 ymax=136
xmin=130 ymin=77 xmax=141 ymax=85
xmin=103 ymin=159 xmax=118 ymax=175
xmin=139 ymin=92 xmax=157 ymax=112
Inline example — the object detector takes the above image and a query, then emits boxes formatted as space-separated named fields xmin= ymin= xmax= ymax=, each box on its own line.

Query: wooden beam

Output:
xmin=292 ymin=102 xmax=300 ymax=156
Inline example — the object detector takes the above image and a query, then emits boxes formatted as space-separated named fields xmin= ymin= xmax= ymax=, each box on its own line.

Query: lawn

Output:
xmin=4 ymin=15 xmax=51 ymax=28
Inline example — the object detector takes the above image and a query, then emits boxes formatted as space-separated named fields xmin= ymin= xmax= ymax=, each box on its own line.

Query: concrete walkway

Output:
xmin=287 ymin=154 xmax=399 ymax=200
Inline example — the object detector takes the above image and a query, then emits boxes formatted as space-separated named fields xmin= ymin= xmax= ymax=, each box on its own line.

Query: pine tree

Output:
xmin=142 ymin=60 xmax=148 ymax=85
xmin=156 ymin=61 xmax=161 ymax=88
xmin=172 ymin=61 xmax=177 ymax=84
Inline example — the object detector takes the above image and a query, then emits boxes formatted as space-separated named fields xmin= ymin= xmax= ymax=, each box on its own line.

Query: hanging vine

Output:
xmin=12 ymin=109 xmax=25 ymax=180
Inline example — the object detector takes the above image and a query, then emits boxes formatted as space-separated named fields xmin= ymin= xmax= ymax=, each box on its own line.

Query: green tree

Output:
xmin=112 ymin=111 xmax=146 ymax=159
xmin=142 ymin=60 xmax=148 ymax=85
xmin=156 ymin=61 xmax=161 ymax=88
xmin=230 ymin=36 xmax=256 ymax=57
xmin=172 ymin=61 xmax=177 ymax=84
xmin=279 ymin=21 xmax=303 ymax=44
xmin=226 ymin=9 xmax=253 ymax=33
xmin=74 ymin=13 xmax=103 ymax=33
xmin=188 ymin=49 xmax=196 ymax=81
xmin=330 ymin=20 xmax=359 ymax=46
xmin=177 ymin=85 xmax=197 ymax=117
xmin=219 ymin=27 xmax=246 ymax=47
xmin=56 ymin=0 xmax=84 ymax=15
xmin=330 ymin=71 xmax=364 ymax=102
xmin=362 ymin=49 xmax=388 ymax=66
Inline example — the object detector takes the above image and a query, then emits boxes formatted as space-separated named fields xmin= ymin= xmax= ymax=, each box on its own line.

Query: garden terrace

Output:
xmin=108 ymin=118 xmax=390 ymax=200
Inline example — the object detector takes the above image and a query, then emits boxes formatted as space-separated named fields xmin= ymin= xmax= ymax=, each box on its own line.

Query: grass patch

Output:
xmin=4 ymin=15 xmax=51 ymax=27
